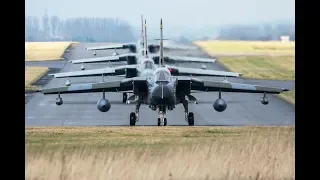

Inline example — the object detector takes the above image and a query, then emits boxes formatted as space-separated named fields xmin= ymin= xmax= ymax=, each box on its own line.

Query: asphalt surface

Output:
xmin=25 ymin=43 xmax=295 ymax=126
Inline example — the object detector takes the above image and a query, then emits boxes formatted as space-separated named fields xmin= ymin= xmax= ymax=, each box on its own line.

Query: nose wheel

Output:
xmin=157 ymin=117 xmax=167 ymax=126
xmin=157 ymin=109 xmax=167 ymax=126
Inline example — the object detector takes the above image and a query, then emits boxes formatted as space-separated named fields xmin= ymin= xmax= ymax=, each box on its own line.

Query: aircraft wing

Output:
xmin=40 ymin=77 xmax=147 ymax=95
xmin=69 ymin=53 xmax=136 ymax=64
xmin=164 ymin=55 xmax=216 ymax=63
xmin=183 ymin=77 xmax=289 ymax=94
xmin=85 ymin=43 xmax=135 ymax=51
xmin=166 ymin=65 xmax=243 ymax=77
xmin=48 ymin=65 xmax=137 ymax=78
xmin=163 ymin=43 xmax=198 ymax=50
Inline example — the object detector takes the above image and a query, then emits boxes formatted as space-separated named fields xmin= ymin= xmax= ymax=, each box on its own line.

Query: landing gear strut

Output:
xmin=157 ymin=105 xmax=167 ymax=126
xmin=129 ymin=98 xmax=142 ymax=126
xmin=123 ymin=93 xmax=128 ymax=104
xmin=183 ymin=98 xmax=194 ymax=126
xmin=56 ymin=93 xmax=63 ymax=105
xmin=93 ymin=50 xmax=97 ymax=56
xmin=261 ymin=92 xmax=269 ymax=105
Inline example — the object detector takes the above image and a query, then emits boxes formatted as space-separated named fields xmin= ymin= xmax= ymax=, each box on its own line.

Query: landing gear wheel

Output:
xmin=157 ymin=118 xmax=161 ymax=126
xmin=188 ymin=112 xmax=194 ymax=126
xmin=164 ymin=118 xmax=167 ymax=126
xmin=123 ymin=93 xmax=128 ymax=104
xmin=130 ymin=112 xmax=136 ymax=126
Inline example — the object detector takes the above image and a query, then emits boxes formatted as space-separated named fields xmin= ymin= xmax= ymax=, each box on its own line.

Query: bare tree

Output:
xmin=50 ymin=16 xmax=60 ymax=40
xmin=42 ymin=10 xmax=50 ymax=41
xmin=25 ymin=15 xmax=136 ymax=42
xmin=25 ymin=16 xmax=40 ymax=41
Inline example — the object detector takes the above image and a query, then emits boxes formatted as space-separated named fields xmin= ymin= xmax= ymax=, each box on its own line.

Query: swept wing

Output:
xmin=69 ymin=53 xmax=136 ymax=64
xmin=48 ymin=65 xmax=137 ymax=78
xmin=164 ymin=55 xmax=216 ymax=63
xmin=150 ymin=55 xmax=216 ymax=63
xmin=187 ymin=77 xmax=289 ymax=94
xmin=40 ymin=76 xmax=288 ymax=95
xmin=85 ymin=43 xmax=135 ymax=51
xmin=41 ymin=77 xmax=146 ymax=94
xmin=166 ymin=65 xmax=243 ymax=77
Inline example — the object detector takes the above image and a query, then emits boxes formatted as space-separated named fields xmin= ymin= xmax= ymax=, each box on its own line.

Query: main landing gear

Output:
xmin=182 ymin=98 xmax=194 ymax=126
xmin=123 ymin=93 xmax=128 ymax=103
xmin=129 ymin=98 xmax=142 ymax=126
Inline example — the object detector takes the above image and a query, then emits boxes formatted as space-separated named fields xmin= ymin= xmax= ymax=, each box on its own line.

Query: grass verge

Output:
xmin=25 ymin=42 xmax=78 ymax=61
xmin=26 ymin=126 xmax=295 ymax=180
xmin=218 ymin=56 xmax=295 ymax=81
xmin=279 ymin=90 xmax=295 ymax=105
xmin=194 ymin=40 xmax=295 ymax=55
xmin=25 ymin=66 xmax=49 ymax=90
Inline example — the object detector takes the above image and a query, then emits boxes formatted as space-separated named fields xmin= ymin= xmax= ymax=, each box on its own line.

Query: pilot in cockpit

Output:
xmin=140 ymin=49 xmax=145 ymax=56
xmin=143 ymin=60 xmax=154 ymax=69
xmin=154 ymin=70 xmax=171 ymax=82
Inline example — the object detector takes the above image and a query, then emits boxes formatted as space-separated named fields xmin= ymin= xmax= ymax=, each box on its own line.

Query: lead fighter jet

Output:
xmin=40 ymin=19 xmax=290 ymax=126
xmin=71 ymin=18 xmax=216 ymax=70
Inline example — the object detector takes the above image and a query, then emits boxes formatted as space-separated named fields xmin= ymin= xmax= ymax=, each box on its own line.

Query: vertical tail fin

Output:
xmin=144 ymin=19 xmax=148 ymax=57
xmin=159 ymin=18 xmax=164 ymax=67
xmin=141 ymin=15 xmax=144 ymax=47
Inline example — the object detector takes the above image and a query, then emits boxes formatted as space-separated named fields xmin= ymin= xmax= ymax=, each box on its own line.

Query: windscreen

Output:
xmin=143 ymin=61 xmax=154 ymax=69
xmin=154 ymin=70 xmax=171 ymax=82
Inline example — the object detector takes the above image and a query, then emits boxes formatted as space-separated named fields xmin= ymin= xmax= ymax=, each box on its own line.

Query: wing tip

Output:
xmin=282 ymin=88 xmax=290 ymax=92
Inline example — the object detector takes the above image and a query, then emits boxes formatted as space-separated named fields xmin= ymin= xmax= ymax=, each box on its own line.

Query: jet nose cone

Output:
xmin=151 ymin=84 xmax=173 ymax=104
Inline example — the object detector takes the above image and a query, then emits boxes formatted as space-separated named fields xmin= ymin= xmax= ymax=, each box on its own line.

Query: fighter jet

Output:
xmin=49 ymin=25 xmax=242 ymax=102
xmin=85 ymin=15 xmax=199 ymax=57
xmin=85 ymin=15 xmax=147 ymax=56
xmin=71 ymin=18 xmax=216 ymax=70
xmin=40 ymin=18 xmax=290 ymax=126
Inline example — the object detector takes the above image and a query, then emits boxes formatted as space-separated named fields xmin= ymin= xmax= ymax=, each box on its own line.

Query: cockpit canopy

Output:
xmin=142 ymin=59 xmax=154 ymax=69
xmin=154 ymin=70 xmax=171 ymax=82
xmin=140 ymin=49 xmax=145 ymax=56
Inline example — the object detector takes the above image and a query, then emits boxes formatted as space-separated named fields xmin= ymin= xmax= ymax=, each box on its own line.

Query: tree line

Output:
xmin=25 ymin=12 xmax=136 ymax=42
xmin=216 ymin=23 xmax=295 ymax=41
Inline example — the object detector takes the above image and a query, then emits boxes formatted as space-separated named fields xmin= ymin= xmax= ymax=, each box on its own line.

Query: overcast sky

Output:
xmin=25 ymin=0 xmax=295 ymax=28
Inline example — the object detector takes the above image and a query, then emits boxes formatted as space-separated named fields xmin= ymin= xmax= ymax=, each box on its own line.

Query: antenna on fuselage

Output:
xmin=141 ymin=15 xmax=144 ymax=48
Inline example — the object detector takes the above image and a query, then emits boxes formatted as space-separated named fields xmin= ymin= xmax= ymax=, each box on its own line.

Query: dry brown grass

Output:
xmin=25 ymin=66 xmax=49 ymax=90
xmin=280 ymin=90 xmax=295 ymax=105
xmin=194 ymin=41 xmax=295 ymax=105
xmin=218 ymin=56 xmax=295 ymax=81
xmin=25 ymin=42 xmax=78 ymax=61
xmin=194 ymin=40 xmax=295 ymax=56
xmin=26 ymin=126 xmax=295 ymax=180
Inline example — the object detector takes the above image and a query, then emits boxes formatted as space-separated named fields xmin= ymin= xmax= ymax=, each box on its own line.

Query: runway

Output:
xmin=25 ymin=43 xmax=295 ymax=126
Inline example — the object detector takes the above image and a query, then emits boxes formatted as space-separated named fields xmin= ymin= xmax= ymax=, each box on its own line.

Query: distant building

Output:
xmin=280 ymin=36 xmax=290 ymax=42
